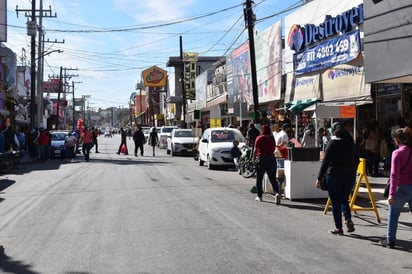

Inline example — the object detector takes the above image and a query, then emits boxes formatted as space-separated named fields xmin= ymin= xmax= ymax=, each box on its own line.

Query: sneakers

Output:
xmin=274 ymin=193 xmax=281 ymax=205
xmin=255 ymin=196 xmax=262 ymax=202
xmin=329 ymin=228 xmax=344 ymax=235
xmin=346 ymin=220 xmax=355 ymax=233
xmin=378 ymin=239 xmax=395 ymax=249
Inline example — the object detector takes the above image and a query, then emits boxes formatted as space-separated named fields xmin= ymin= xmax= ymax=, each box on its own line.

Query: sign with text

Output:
xmin=294 ymin=30 xmax=360 ymax=75
xmin=142 ymin=66 xmax=167 ymax=87
xmin=184 ymin=62 xmax=196 ymax=100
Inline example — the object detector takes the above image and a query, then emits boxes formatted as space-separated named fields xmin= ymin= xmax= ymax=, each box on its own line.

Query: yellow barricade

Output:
xmin=323 ymin=158 xmax=381 ymax=223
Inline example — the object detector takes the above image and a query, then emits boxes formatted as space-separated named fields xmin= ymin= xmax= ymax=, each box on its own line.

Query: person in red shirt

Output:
xmin=35 ymin=128 xmax=50 ymax=161
xmin=252 ymin=125 xmax=281 ymax=204
xmin=80 ymin=127 xmax=93 ymax=162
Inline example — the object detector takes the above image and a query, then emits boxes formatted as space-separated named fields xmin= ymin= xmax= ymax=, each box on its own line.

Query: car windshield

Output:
xmin=211 ymin=130 xmax=244 ymax=143
xmin=52 ymin=133 xmax=67 ymax=141
xmin=143 ymin=129 xmax=150 ymax=134
xmin=163 ymin=127 xmax=175 ymax=133
xmin=174 ymin=131 xmax=193 ymax=137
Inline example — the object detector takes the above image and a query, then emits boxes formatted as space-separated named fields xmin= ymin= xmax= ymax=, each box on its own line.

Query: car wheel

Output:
xmin=171 ymin=145 xmax=176 ymax=156
xmin=207 ymin=155 xmax=214 ymax=170
xmin=166 ymin=148 xmax=171 ymax=155
xmin=199 ymin=156 xmax=204 ymax=166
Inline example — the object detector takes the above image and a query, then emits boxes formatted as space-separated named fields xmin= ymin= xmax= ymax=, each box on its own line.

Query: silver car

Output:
xmin=166 ymin=129 xmax=199 ymax=156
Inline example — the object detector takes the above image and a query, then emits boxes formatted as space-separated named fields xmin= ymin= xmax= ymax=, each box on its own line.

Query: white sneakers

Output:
xmin=255 ymin=194 xmax=281 ymax=205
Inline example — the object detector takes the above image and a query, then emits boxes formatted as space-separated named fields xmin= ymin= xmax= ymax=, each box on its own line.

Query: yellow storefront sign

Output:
xmin=142 ymin=66 xmax=167 ymax=87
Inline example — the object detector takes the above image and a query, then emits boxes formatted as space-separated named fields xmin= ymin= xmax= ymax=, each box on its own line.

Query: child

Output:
xmin=231 ymin=140 xmax=241 ymax=172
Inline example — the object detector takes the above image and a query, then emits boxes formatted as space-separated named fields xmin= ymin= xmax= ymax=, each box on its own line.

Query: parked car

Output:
xmin=157 ymin=126 xmax=178 ymax=149
xmin=198 ymin=127 xmax=246 ymax=170
xmin=166 ymin=129 xmax=199 ymax=156
xmin=49 ymin=131 xmax=70 ymax=158
xmin=142 ymin=127 xmax=151 ymax=143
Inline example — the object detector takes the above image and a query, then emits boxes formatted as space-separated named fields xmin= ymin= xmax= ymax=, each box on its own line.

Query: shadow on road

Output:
xmin=0 ymin=250 xmax=39 ymax=274
xmin=0 ymin=178 xmax=16 ymax=192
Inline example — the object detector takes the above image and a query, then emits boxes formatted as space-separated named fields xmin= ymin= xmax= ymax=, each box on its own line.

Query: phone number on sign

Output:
xmin=306 ymin=39 xmax=350 ymax=62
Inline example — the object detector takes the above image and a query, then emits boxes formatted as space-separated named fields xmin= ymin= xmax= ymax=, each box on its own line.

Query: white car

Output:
xmin=142 ymin=127 xmax=151 ymax=143
xmin=157 ymin=126 xmax=178 ymax=149
xmin=166 ymin=129 xmax=199 ymax=156
xmin=198 ymin=127 xmax=246 ymax=170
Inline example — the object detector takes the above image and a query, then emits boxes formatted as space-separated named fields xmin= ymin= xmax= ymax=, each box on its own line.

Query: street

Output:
xmin=0 ymin=135 xmax=411 ymax=274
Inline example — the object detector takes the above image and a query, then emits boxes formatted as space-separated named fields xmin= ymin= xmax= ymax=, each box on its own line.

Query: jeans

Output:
xmin=82 ymin=143 xmax=92 ymax=161
xmin=326 ymin=173 xmax=356 ymax=229
xmin=387 ymin=184 xmax=412 ymax=244
xmin=255 ymin=156 xmax=278 ymax=198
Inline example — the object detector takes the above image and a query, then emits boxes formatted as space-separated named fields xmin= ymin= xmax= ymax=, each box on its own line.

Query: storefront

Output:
xmin=284 ymin=0 xmax=371 ymax=138
xmin=363 ymin=0 xmax=412 ymax=125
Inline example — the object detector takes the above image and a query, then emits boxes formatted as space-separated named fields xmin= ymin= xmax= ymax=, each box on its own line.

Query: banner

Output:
xmin=226 ymin=41 xmax=252 ymax=109
xmin=294 ymin=29 xmax=361 ymax=75
xmin=195 ymin=71 xmax=207 ymax=109
xmin=255 ymin=21 xmax=282 ymax=103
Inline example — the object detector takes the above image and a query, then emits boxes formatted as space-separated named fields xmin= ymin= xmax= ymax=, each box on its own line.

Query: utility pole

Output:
xmin=244 ymin=0 xmax=260 ymax=123
xmin=17 ymin=2 xmax=58 ymax=128
xmin=71 ymin=81 xmax=82 ymax=129
xmin=16 ymin=1 xmax=37 ymax=128
xmin=38 ymin=37 xmax=64 ymax=127
xmin=179 ymin=36 xmax=186 ymax=127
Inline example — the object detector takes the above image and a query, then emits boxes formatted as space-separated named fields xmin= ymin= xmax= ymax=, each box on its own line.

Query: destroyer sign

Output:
xmin=293 ymin=30 xmax=361 ymax=75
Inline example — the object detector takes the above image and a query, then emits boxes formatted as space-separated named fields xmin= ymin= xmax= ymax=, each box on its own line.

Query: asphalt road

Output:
xmin=0 ymin=135 xmax=411 ymax=274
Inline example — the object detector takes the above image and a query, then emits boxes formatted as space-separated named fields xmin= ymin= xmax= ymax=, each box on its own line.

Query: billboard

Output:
xmin=255 ymin=20 xmax=282 ymax=103
xmin=226 ymin=41 xmax=252 ymax=109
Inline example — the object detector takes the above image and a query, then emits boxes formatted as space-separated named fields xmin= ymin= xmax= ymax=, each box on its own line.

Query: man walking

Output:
xmin=133 ymin=126 xmax=145 ymax=156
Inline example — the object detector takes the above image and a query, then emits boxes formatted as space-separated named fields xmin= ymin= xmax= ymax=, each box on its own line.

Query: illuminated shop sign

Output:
xmin=288 ymin=4 xmax=364 ymax=52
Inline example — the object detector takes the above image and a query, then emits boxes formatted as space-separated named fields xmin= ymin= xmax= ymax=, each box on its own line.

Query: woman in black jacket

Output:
xmin=316 ymin=122 xmax=359 ymax=235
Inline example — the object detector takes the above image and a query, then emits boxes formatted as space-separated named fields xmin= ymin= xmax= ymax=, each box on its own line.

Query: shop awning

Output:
xmin=285 ymin=98 xmax=321 ymax=114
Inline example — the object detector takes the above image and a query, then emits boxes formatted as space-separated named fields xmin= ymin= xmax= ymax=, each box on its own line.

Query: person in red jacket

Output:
xmin=34 ymin=128 xmax=50 ymax=161
xmin=80 ymin=127 xmax=93 ymax=162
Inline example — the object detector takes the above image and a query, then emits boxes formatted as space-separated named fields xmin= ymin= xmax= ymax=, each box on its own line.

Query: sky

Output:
xmin=4 ymin=0 xmax=301 ymax=109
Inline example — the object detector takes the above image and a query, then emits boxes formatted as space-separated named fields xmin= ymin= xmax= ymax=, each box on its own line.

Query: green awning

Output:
xmin=286 ymin=98 xmax=321 ymax=113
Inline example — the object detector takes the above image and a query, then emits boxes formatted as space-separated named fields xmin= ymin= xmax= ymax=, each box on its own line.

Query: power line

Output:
xmin=44 ymin=4 xmax=244 ymax=33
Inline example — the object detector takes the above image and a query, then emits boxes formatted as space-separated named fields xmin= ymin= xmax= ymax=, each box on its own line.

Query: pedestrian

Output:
xmin=80 ymin=127 xmax=93 ymax=162
xmin=116 ymin=128 xmax=128 ymax=155
xmin=148 ymin=127 xmax=158 ymax=156
xmin=316 ymin=122 xmax=359 ymax=235
xmin=133 ymin=126 xmax=145 ymax=156
xmin=275 ymin=123 xmax=291 ymax=168
xmin=64 ymin=131 xmax=77 ymax=162
xmin=379 ymin=127 xmax=412 ymax=249
xmin=246 ymin=122 xmax=260 ymax=151
xmin=231 ymin=139 xmax=241 ymax=172
xmin=92 ymin=127 xmax=99 ymax=153
xmin=34 ymin=128 xmax=49 ymax=161
xmin=301 ymin=124 xmax=316 ymax=148
xmin=252 ymin=125 xmax=281 ymax=204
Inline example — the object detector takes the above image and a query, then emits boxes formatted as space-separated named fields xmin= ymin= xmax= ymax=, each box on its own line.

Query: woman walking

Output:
xmin=148 ymin=127 xmax=159 ymax=156
xmin=252 ymin=125 xmax=281 ymax=204
xmin=379 ymin=127 xmax=412 ymax=248
xmin=316 ymin=122 xmax=359 ymax=235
